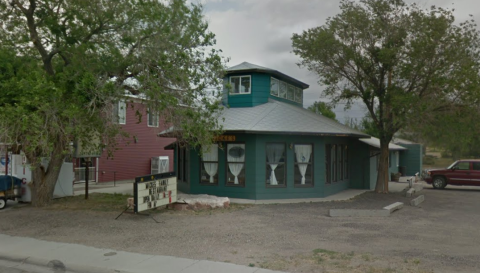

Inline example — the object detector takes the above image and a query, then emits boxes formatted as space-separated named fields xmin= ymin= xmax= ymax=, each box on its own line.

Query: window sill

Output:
xmin=200 ymin=182 xmax=219 ymax=186
xmin=225 ymin=183 xmax=245 ymax=187
xmin=294 ymin=184 xmax=314 ymax=188
xmin=229 ymin=92 xmax=251 ymax=95
xmin=266 ymin=184 xmax=287 ymax=188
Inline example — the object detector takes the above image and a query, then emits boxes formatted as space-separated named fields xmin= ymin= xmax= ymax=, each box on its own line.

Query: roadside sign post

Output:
xmin=115 ymin=171 xmax=177 ymax=222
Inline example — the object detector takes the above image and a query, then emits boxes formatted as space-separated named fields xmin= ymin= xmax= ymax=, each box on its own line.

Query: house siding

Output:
xmin=97 ymin=102 xmax=175 ymax=183
xmin=399 ymin=144 xmax=423 ymax=176
xmin=181 ymin=133 xmax=366 ymax=200
xmin=226 ymin=73 xmax=302 ymax=108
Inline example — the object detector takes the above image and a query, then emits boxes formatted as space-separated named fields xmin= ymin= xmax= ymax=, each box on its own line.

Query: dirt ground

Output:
xmin=1 ymin=184 xmax=480 ymax=273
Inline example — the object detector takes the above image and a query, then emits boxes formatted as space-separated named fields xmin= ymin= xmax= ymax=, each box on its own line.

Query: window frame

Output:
xmin=147 ymin=108 xmax=159 ymax=127
xmin=114 ymin=100 xmax=126 ymax=125
xmin=325 ymin=144 xmax=331 ymax=185
xmin=332 ymin=144 xmax=337 ymax=182
xmin=294 ymin=87 xmax=303 ymax=103
xmin=396 ymin=151 xmax=399 ymax=167
xmin=229 ymin=75 xmax=251 ymax=95
xmin=294 ymin=143 xmax=314 ymax=187
xmin=177 ymin=146 xmax=189 ymax=184
xmin=344 ymin=145 xmax=349 ymax=179
xmin=200 ymin=144 xmax=219 ymax=186
xmin=225 ymin=142 xmax=246 ymax=187
xmin=270 ymin=77 xmax=279 ymax=96
xmin=338 ymin=145 xmax=343 ymax=181
xmin=265 ymin=142 xmax=287 ymax=188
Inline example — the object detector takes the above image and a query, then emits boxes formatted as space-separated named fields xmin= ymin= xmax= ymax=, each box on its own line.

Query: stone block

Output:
xmin=329 ymin=209 xmax=390 ymax=217
xmin=410 ymin=195 xmax=425 ymax=207
xmin=383 ymin=202 xmax=404 ymax=213
xmin=406 ymin=188 xmax=416 ymax=197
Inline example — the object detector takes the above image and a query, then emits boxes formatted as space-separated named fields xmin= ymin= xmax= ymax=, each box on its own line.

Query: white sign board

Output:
xmin=134 ymin=172 xmax=177 ymax=213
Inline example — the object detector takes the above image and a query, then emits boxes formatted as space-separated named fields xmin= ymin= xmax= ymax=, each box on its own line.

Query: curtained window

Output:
xmin=294 ymin=144 xmax=313 ymax=186
xmin=226 ymin=143 xmax=245 ymax=186
xmin=200 ymin=144 xmax=218 ymax=185
xmin=266 ymin=143 xmax=286 ymax=186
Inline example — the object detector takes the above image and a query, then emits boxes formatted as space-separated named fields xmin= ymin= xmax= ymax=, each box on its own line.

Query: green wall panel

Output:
xmin=180 ymin=133 xmax=372 ymax=200
xmin=399 ymin=144 xmax=423 ymax=176
xmin=225 ymin=73 xmax=303 ymax=108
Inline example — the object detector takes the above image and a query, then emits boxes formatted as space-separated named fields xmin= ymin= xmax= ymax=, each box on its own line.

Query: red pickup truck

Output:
xmin=425 ymin=159 xmax=480 ymax=189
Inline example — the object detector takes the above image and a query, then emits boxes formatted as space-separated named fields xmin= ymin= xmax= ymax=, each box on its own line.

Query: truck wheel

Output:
xmin=432 ymin=176 xmax=446 ymax=189
xmin=0 ymin=198 xmax=6 ymax=210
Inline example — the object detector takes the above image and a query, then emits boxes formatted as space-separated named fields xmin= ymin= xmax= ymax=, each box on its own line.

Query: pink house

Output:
xmin=73 ymin=100 xmax=175 ymax=183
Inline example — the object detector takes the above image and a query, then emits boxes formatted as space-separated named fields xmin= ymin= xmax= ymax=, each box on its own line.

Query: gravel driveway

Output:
xmin=1 ymin=183 xmax=479 ymax=273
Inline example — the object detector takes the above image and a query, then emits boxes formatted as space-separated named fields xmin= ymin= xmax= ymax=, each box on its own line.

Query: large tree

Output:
xmin=292 ymin=0 xmax=480 ymax=193
xmin=0 ymin=0 xmax=226 ymax=206
xmin=307 ymin=101 xmax=337 ymax=121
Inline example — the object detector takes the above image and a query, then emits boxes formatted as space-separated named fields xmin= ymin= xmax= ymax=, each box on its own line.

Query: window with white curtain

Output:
xmin=200 ymin=144 xmax=218 ymax=185
xmin=266 ymin=143 xmax=286 ymax=187
xmin=294 ymin=144 xmax=313 ymax=186
xmin=226 ymin=143 xmax=245 ymax=186
xmin=113 ymin=100 xmax=126 ymax=124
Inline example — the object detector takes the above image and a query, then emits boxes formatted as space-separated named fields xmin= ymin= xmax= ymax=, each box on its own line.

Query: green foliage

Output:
xmin=307 ymin=101 xmax=337 ymax=121
xmin=292 ymin=0 xmax=480 ymax=192
xmin=0 ymin=0 xmax=226 ymax=205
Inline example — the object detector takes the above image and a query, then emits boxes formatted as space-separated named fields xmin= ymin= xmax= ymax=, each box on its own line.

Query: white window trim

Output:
xmin=147 ymin=108 xmax=159 ymax=127
xmin=270 ymin=77 xmax=303 ymax=104
xmin=117 ymin=100 xmax=126 ymax=125
xmin=396 ymin=151 xmax=399 ymax=167
xmin=230 ymin=75 xmax=251 ymax=95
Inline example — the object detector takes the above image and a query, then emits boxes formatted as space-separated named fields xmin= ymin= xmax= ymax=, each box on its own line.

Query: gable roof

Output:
xmin=226 ymin=62 xmax=309 ymax=89
xmin=219 ymin=99 xmax=368 ymax=137
xmin=359 ymin=137 xmax=407 ymax=150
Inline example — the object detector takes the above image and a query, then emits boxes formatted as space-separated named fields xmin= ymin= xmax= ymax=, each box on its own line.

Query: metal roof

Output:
xmin=226 ymin=62 xmax=310 ymax=89
xmin=218 ymin=99 xmax=368 ymax=137
xmin=359 ymin=137 xmax=408 ymax=150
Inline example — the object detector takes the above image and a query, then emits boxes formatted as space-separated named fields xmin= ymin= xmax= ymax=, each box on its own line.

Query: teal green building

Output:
xmin=167 ymin=62 xmax=422 ymax=199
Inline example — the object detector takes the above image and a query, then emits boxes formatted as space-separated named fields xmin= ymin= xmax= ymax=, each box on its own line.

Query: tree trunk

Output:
xmin=375 ymin=138 xmax=391 ymax=193
xmin=29 ymin=141 xmax=67 ymax=207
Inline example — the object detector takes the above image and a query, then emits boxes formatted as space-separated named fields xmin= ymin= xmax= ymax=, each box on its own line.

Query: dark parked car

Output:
xmin=425 ymin=159 xmax=480 ymax=189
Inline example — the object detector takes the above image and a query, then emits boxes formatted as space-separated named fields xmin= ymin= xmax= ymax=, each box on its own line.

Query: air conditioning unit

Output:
xmin=151 ymin=156 xmax=169 ymax=175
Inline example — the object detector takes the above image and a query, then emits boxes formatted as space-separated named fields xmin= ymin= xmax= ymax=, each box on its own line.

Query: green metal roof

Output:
xmin=218 ymin=99 xmax=368 ymax=137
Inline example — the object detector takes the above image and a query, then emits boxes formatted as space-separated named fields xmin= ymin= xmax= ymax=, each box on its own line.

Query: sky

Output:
xmin=201 ymin=0 xmax=480 ymax=123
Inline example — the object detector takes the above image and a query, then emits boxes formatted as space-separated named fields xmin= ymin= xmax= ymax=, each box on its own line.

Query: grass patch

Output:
xmin=47 ymin=193 xmax=132 ymax=211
